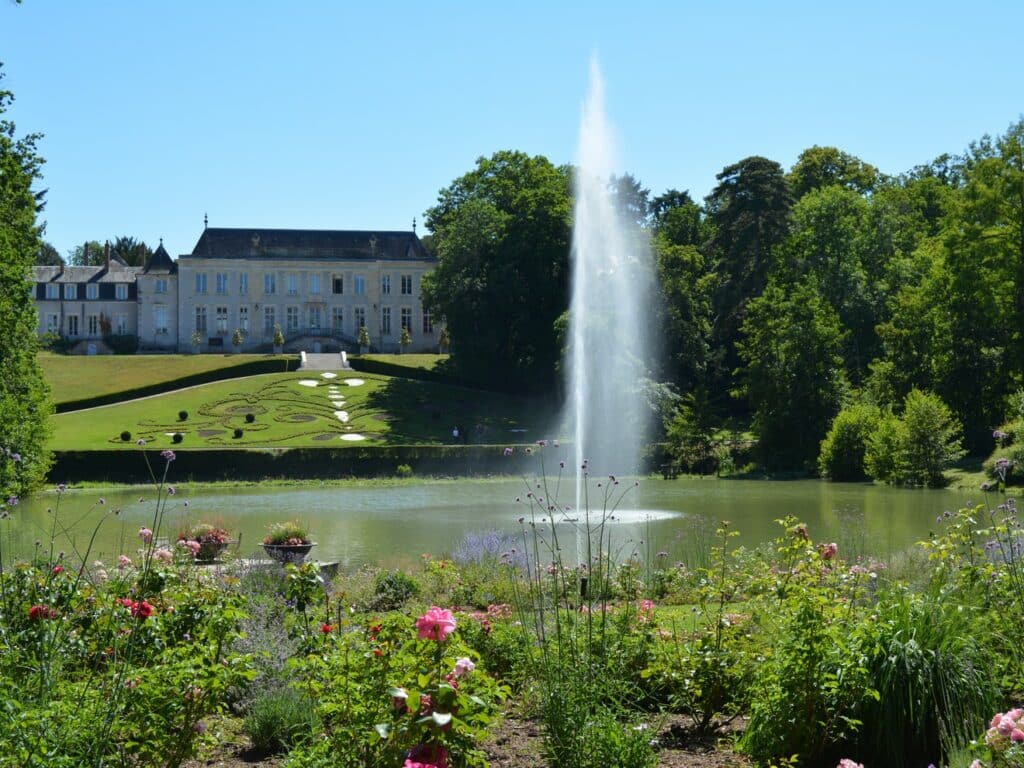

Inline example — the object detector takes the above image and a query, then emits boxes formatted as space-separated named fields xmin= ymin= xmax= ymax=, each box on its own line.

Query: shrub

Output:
xmin=233 ymin=428 xmax=243 ymax=439
xmin=172 ymin=432 xmax=183 ymax=444
xmin=178 ymin=410 xmax=188 ymax=421
xmin=818 ymin=402 xmax=881 ymax=481
xmin=901 ymin=389 xmax=966 ymax=486
xmin=395 ymin=463 xmax=413 ymax=478
xmin=864 ymin=410 xmax=906 ymax=483
xmin=120 ymin=430 xmax=131 ymax=442
xmin=370 ymin=570 xmax=420 ymax=611
xmin=104 ymin=333 xmax=138 ymax=354
xmin=244 ymin=687 xmax=318 ymax=755
xmin=245 ymin=412 xmax=255 ymax=424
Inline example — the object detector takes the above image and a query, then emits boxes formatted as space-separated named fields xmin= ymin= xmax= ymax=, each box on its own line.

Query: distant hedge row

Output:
xmin=49 ymin=445 xmax=541 ymax=482
xmin=54 ymin=357 xmax=301 ymax=413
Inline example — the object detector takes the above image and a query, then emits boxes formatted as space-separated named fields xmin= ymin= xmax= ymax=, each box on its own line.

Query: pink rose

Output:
xmin=1013 ymin=728 xmax=1024 ymax=743
xmin=415 ymin=606 xmax=456 ymax=642
xmin=999 ymin=715 xmax=1016 ymax=736
xmin=821 ymin=542 xmax=838 ymax=561
xmin=836 ymin=760 xmax=863 ymax=768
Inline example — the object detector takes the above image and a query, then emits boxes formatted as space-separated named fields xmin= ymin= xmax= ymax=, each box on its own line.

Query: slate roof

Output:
xmin=33 ymin=264 xmax=140 ymax=283
xmin=185 ymin=228 xmax=435 ymax=263
xmin=143 ymin=243 xmax=177 ymax=274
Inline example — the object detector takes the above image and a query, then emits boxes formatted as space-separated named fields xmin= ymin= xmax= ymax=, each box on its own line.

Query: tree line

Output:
xmin=423 ymin=123 xmax=1024 ymax=478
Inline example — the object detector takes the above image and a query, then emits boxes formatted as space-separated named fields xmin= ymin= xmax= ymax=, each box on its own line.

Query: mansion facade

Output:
xmin=32 ymin=227 xmax=440 ymax=354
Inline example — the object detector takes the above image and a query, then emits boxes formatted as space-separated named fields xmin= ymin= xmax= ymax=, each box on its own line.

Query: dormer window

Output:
xmin=86 ymin=284 xmax=99 ymax=300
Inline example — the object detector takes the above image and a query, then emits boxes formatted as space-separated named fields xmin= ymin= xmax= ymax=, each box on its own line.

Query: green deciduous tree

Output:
xmin=787 ymin=145 xmax=879 ymax=200
xmin=818 ymin=401 xmax=882 ymax=481
xmin=0 ymin=65 xmax=51 ymax=499
xmin=422 ymin=151 xmax=571 ymax=391
xmin=736 ymin=278 xmax=847 ymax=470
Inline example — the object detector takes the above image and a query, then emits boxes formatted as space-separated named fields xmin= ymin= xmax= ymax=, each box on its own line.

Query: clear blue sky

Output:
xmin=2 ymin=1 xmax=1022 ymax=261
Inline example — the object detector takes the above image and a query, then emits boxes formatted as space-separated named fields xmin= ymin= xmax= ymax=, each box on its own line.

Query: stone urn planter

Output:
xmin=196 ymin=540 xmax=231 ymax=563
xmin=262 ymin=542 xmax=316 ymax=564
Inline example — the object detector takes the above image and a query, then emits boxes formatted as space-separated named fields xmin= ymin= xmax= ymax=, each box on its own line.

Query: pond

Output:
xmin=1 ymin=476 xmax=983 ymax=571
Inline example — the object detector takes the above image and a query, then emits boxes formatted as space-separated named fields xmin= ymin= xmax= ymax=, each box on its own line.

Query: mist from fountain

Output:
xmin=566 ymin=60 xmax=657 ymax=512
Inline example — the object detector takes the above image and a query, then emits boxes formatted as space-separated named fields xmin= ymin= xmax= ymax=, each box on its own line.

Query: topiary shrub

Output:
xmin=396 ymin=463 xmax=413 ymax=478
xmin=172 ymin=432 xmax=183 ymax=444
xmin=120 ymin=430 xmax=131 ymax=442
xmin=245 ymin=412 xmax=255 ymax=424
xmin=370 ymin=570 xmax=420 ymax=611
xmin=178 ymin=410 xmax=188 ymax=421
xmin=234 ymin=428 xmax=244 ymax=439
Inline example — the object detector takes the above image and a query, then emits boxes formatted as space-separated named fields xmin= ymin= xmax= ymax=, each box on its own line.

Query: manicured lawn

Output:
xmin=359 ymin=353 xmax=448 ymax=371
xmin=40 ymin=352 xmax=293 ymax=405
xmin=50 ymin=370 xmax=549 ymax=450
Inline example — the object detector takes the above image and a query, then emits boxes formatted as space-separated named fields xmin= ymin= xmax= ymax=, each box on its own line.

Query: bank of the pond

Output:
xmin=48 ymin=444 xmax=549 ymax=483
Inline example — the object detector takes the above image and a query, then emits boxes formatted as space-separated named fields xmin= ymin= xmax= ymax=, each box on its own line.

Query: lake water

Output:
xmin=1 ymin=477 xmax=982 ymax=571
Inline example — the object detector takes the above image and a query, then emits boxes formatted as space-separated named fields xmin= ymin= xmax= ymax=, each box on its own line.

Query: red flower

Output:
xmin=320 ymin=623 xmax=332 ymax=634
xmin=133 ymin=600 xmax=153 ymax=619
xmin=28 ymin=604 xmax=56 ymax=621
xmin=373 ymin=648 xmax=383 ymax=657
xmin=52 ymin=565 xmax=63 ymax=575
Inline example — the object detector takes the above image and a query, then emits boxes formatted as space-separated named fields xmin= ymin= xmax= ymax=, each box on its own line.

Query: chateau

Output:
xmin=31 ymin=227 xmax=439 ymax=354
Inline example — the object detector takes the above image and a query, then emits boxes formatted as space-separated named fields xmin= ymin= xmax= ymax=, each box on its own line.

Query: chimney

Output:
xmin=104 ymin=241 xmax=111 ymax=272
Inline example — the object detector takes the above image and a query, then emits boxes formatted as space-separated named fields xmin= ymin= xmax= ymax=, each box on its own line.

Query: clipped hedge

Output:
xmin=55 ymin=357 xmax=301 ymax=413
xmin=49 ymin=445 xmax=544 ymax=482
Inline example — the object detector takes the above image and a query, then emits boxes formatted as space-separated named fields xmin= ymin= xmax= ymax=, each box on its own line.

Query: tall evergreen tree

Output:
xmin=0 ymin=65 xmax=52 ymax=499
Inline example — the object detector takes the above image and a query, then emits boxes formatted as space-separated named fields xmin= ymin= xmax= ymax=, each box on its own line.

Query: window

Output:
xmin=155 ymin=278 xmax=168 ymax=294
xmin=239 ymin=273 xmax=248 ymax=295
xmin=354 ymin=306 xmax=365 ymax=331
xmin=195 ymin=306 xmax=207 ymax=333
xmin=287 ymin=274 xmax=298 ymax=295
xmin=354 ymin=275 xmax=366 ymax=295
xmin=195 ymin=273 xmax=207 ymax=294
xmin=216 ymin=306 xmax=228 ymax=333
xmin=116 ymin=314 xmax=128 ymax=335
xmin=264 ymin=273 xmax=276 ymax=295
xmin=401 ymin=307 xmax=412 ymax=332
xmin=87 ymin=315 xmax=99 ymax=336
xmin=64 ymin=284 xmax=77 ymax=300
xmin=154 ymin=306 xmax=169 ymax=335
xmin=216 ymin=273 xmax=228 ymax=294
xmin=263 ymin=306 xmax=275 ymax=334
xmin=286 ymin=306 xmax=299 ymax=331
xmin=381 ymin=275 xmax=391 ymax=295
xmin=401 ymin=274 xmax=413 ymax=295
xmin=422 ymin=308 xmax=434 ymax=334
xmin=45 ymin=284 xmax=58 ymax=299
xmin=332 ymin=276 xmax=344 ymax=294
xmin=309 ymin=306 xmax=322 ymax=329
xmin=86 ymin=284 xmax=99 ymax=300
xmin=116 ymin=284 xmax=128 ymax=300
xmin=46 ymin=313 xmax=59 ymax=334
xmin=67 ymin=315 xmax=79 ymax=336
xmin=381 ymin=307 xmax=391 ymax=335
xmin=310 ymin=274 xmax=321 ymax=295
xmin=239 ymin=306 xmax=249 ymax=332
xmin=331 ymin=307 xmax=343 ymax=332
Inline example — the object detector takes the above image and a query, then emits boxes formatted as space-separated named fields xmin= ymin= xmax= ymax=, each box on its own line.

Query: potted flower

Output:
xmin=399 ymin=325 xmax=412 ymax=354
xmin=262 ymin=520 xmax=315 ymax=564
xmin=177 ymin=522 xmax=231 ymax=562
xmin=190 ymin=329 xmax=203 ymax=353
xmin=231 ymin=328 xmax=244 ymax=352
xmin=357 ymin=324 xmax=371 ymax=354
xmin=272 ymin=324 xmax=285 ymax=354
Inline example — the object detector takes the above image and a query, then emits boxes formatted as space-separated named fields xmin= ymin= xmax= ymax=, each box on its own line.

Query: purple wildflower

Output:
xmin=161 ymin=449 xmax=176 ymax=461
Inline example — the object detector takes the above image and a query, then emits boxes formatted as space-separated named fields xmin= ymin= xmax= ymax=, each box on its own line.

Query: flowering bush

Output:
xmin=177 ymin=522 xmax=231 ymax=561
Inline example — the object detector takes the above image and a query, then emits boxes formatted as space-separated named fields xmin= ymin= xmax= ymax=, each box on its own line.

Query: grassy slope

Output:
xmin=40 ymin=352 xmax=290 ymax=406
xmin=50 ymin=370 xmax=549 ymax=451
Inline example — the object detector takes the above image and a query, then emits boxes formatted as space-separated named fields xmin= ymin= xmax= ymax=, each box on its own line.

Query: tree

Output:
xmin=787 ymin=145 xmax=879 ymax=200
xmin=67 ymin=240 xmax=105 ymax=266
xmin=0 ymin=64 xmax=51 ymax=499
xmin=110 ymin=235 xmax=152 ymax=267
xmin=736 ymin=278 xmax=847 ymax=470
xmin=35 ymin=240 xmax=62 ymax=266
xmin=422 ymin=150 xmax=572 ymax=391
xmin=818 ymin=402 xmax=882 ymax=481
xmin=705 ymin=156 xmax=793 ymax=391
xmin=650 ymin=188 xmax=705 ymax=247
xmin=608 ymin=173 xmax=650 ymax=228
xmin=654 ymin=238 xmax=712 ymax=391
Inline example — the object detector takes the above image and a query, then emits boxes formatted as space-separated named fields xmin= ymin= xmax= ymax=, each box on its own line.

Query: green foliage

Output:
xmin=399 ymin=326 xmax=412 ymax=349
xmin=357 ymin=324 xmax=370 ymax=348
xmin=244 ymin=687 xmax=319 ymax=754
xmin=272 ymin=324 xmax=285 ymax=347
xmin=865 ymin=389 xmax=965 ymax=486
xmin=422 ymin=150 xmax=571 ymax=392
xmin=818 ymin=402 xmax=882 ymax=480
xmin=395 ymin=463 xmax=413 ymax=478
xmin=664 ymin=388 xmax=716 ymax=473
xmin=263 ymin=520 xmax=310 ymax=545
xmin=786 ymin=145 xmax=879 ymax=199
xmin=737 ymin=278 xmax=848 ymax=470
xmin=231 ymin=328 xmax=243 ymax=348
xmin=104 ymin=333 xmax=138 ymax=354
xmin=369 ymin=569 xmax=420 ymax=611
xmin=0 ymin=66 xmax=51 ymax=500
